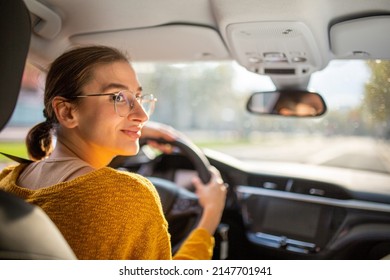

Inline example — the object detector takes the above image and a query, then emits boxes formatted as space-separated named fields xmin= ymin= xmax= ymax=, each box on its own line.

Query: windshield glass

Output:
xmin=1 ymin=60 xmax=389 ymax=175
xmin=135 ymin=59 xmax=390 ymax=175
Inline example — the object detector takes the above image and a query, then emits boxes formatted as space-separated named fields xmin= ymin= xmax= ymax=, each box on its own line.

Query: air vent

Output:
xmin=248 ymin=176 xmax=288 ymax=191
xmin=248 ymin=176 xmax=351 ymax=199
xmin=290 ymin=179 xmax=351 ymax=199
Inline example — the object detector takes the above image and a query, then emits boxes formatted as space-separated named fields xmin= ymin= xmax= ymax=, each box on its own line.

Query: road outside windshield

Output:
xmin=1 ymin=60 xmax=389 ymax=175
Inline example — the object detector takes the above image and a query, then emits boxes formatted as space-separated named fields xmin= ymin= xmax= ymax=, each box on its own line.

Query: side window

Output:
xmin=0 ymin=62 xmax=45 ymax=164
xmin=9 ymin=63 xmax=45 ymax=127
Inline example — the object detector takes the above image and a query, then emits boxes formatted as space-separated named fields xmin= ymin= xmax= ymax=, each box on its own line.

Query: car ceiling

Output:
xmin=25 ymin=0 xmax=390 ymax=89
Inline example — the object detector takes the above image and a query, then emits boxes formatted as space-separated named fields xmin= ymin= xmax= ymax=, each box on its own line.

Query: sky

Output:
xmin=309 ymin=60 xmax=370 ymax=108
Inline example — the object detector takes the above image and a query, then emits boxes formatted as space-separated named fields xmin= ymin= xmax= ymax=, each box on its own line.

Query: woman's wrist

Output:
xmin=196 ymin=207 xmax=223 ymax=235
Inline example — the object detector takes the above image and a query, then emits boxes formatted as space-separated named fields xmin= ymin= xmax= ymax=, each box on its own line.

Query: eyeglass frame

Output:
xmin=74 ymin=90 xmax=157 ymax=117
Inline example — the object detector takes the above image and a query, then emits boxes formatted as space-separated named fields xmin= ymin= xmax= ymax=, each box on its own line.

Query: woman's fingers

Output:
xmin=192 ymin=167 xmax=227 ymax=212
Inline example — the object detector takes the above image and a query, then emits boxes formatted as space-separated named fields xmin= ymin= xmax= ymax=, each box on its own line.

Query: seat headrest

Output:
xmin=0 ymin=0 xmax=31 ymax=131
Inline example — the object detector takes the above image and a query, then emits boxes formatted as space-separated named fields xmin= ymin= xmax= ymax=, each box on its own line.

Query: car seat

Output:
xmin=0 ymin=0 xmax=76 ymax=259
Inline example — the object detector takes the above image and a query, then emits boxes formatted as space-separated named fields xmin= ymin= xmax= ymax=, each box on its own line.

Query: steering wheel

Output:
xmin=133 ymin=137 xmax=213 ymax=252
xmin=141 ymin=137 xmax=212 ymax=183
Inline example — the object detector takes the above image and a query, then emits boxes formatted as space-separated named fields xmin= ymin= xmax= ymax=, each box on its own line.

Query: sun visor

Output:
xmin=71 ymin=25 xmax=230 ymax=62
xmin=330 ymin=15 xmax=390 ymax=59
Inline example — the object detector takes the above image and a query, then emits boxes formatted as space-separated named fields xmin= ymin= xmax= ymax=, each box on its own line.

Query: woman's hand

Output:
xmin=141 ymin=121 xmax=191 ymax=153
xmin=192 ymin=166 xmax=227 ymax=235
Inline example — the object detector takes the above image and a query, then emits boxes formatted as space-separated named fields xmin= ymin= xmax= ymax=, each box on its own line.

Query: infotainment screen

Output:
xmin=262 ymin=199 xmax=321 ymax=238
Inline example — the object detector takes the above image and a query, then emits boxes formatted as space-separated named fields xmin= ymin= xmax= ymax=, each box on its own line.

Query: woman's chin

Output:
xmin=118 ymin=144 xmax=140 ymax=156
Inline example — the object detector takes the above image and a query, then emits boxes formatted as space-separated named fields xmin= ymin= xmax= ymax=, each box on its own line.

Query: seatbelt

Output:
xmin=0 ymin=152 xmax=33 ymax=164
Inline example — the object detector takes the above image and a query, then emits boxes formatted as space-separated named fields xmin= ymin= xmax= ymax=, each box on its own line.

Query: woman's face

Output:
xmin=74 ymin=61 xmax=149 ymax=158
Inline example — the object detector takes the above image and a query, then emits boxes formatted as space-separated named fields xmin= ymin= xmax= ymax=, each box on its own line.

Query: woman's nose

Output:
xmin=128 ymin=100 xmax=149 ymax=123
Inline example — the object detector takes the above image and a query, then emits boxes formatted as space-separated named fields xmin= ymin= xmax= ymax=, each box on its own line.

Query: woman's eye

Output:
xmin=114 ymin=93 xmax=126 ymax=103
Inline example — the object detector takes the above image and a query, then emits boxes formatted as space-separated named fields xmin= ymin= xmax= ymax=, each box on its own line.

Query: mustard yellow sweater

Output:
xmin=0 ymin=164 xmax=214 ymax=260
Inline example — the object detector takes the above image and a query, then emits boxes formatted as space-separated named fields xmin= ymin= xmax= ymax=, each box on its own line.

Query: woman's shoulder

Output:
xmin=79 ymin=167 xmax=165 ymax=221
xmin=0 ymin=164 xmax=25 ymax=183
xmin=92 ymin=167 xmax=155 ymax=190
xmin=80 ymin=167 xmax=161 ymax=202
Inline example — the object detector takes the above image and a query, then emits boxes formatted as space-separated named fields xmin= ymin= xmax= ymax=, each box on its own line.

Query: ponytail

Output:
xmin=25 ymin=120 xmax=54 ymax=161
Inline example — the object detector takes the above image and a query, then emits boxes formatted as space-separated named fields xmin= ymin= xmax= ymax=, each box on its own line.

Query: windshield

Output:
xmin=1 ymin=60 xmax=389 ymax=175
xmin=135 ymin=60 xmax=390 ymax=175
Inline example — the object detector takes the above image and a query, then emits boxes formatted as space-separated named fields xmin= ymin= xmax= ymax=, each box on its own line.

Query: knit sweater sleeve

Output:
xmin=173 ymin=228 xmax=215 ymax=260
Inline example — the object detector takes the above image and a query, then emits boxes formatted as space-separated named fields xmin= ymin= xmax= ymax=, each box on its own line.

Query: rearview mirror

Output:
xmin=246 ymin=90 xmax=327 ymax=117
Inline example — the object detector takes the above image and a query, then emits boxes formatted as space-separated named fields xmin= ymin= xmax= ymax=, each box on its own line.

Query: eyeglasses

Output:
xmin=75 ymin=90 xmax=157 ymax=117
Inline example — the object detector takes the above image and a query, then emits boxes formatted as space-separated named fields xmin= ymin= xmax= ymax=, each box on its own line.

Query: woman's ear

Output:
xmin=52 ymin=97 xmax=79 ymax=128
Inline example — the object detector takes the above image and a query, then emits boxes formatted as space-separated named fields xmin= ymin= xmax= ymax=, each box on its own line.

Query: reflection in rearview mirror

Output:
xmin=246 ymin=90 xmax=327 ymax=117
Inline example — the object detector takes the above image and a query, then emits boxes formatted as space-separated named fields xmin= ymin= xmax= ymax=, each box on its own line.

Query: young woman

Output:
xmin=0 ymin=46 xmax=226 ymax=260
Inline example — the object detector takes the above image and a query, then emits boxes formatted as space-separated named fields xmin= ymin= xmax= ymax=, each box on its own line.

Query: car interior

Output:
xmin=1 ymin=0 xmax=390 ymax=260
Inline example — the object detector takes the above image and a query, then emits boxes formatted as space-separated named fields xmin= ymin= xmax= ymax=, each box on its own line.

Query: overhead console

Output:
xmin=225 ymin=21 xmax=323 ymax=79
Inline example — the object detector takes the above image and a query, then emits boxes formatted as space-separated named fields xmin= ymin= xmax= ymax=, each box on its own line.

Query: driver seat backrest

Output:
xmin=0 ymin=0 xmax=76 ymax=259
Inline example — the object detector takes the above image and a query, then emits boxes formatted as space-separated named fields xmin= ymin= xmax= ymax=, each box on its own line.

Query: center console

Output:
xmin=238 ymin=187 xmax=346 ymax=255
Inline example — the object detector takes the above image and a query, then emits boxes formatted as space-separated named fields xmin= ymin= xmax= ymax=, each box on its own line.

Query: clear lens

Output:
xmin=140 ymin=94 xmax=156 ymax=116
xmin=113 ymin=92 xmax=131 ymax=117
xmin=114 ymin=91 xmax=156 ymax=117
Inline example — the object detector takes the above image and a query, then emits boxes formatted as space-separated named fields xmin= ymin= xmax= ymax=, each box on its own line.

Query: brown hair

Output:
xmin=26 ymin=45 xmax=129 ymax=160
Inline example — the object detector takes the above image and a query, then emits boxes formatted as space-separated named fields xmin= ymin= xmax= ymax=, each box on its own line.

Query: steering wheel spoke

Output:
xmin=169 ymin=189 xmax=201 ymax=218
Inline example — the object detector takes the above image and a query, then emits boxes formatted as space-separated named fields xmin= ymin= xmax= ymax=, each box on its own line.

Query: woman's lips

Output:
xmin=121 ymin=129 xmax=141 ymax=139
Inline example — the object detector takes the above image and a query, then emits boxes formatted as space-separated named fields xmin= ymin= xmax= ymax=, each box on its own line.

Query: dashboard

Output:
xmin=111 ymin=149 xmax=390 ymax=259
xmin=236 ymin=186 xmax=390 ymax=259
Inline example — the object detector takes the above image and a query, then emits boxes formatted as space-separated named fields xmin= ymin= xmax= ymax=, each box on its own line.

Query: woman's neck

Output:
xmin=50 ymin=138 xmax=113 ymax=169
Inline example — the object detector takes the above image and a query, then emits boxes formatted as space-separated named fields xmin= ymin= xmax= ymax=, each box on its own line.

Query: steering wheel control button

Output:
xmin=171 ymin=198 xmax=199 ymax=216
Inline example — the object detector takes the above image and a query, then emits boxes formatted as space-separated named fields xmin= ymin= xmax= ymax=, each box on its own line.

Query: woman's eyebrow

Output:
xmin=100 ymin=83 xmax=128 ymax=92
xmin=100 ymin=83 xmax=143 ymax=93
